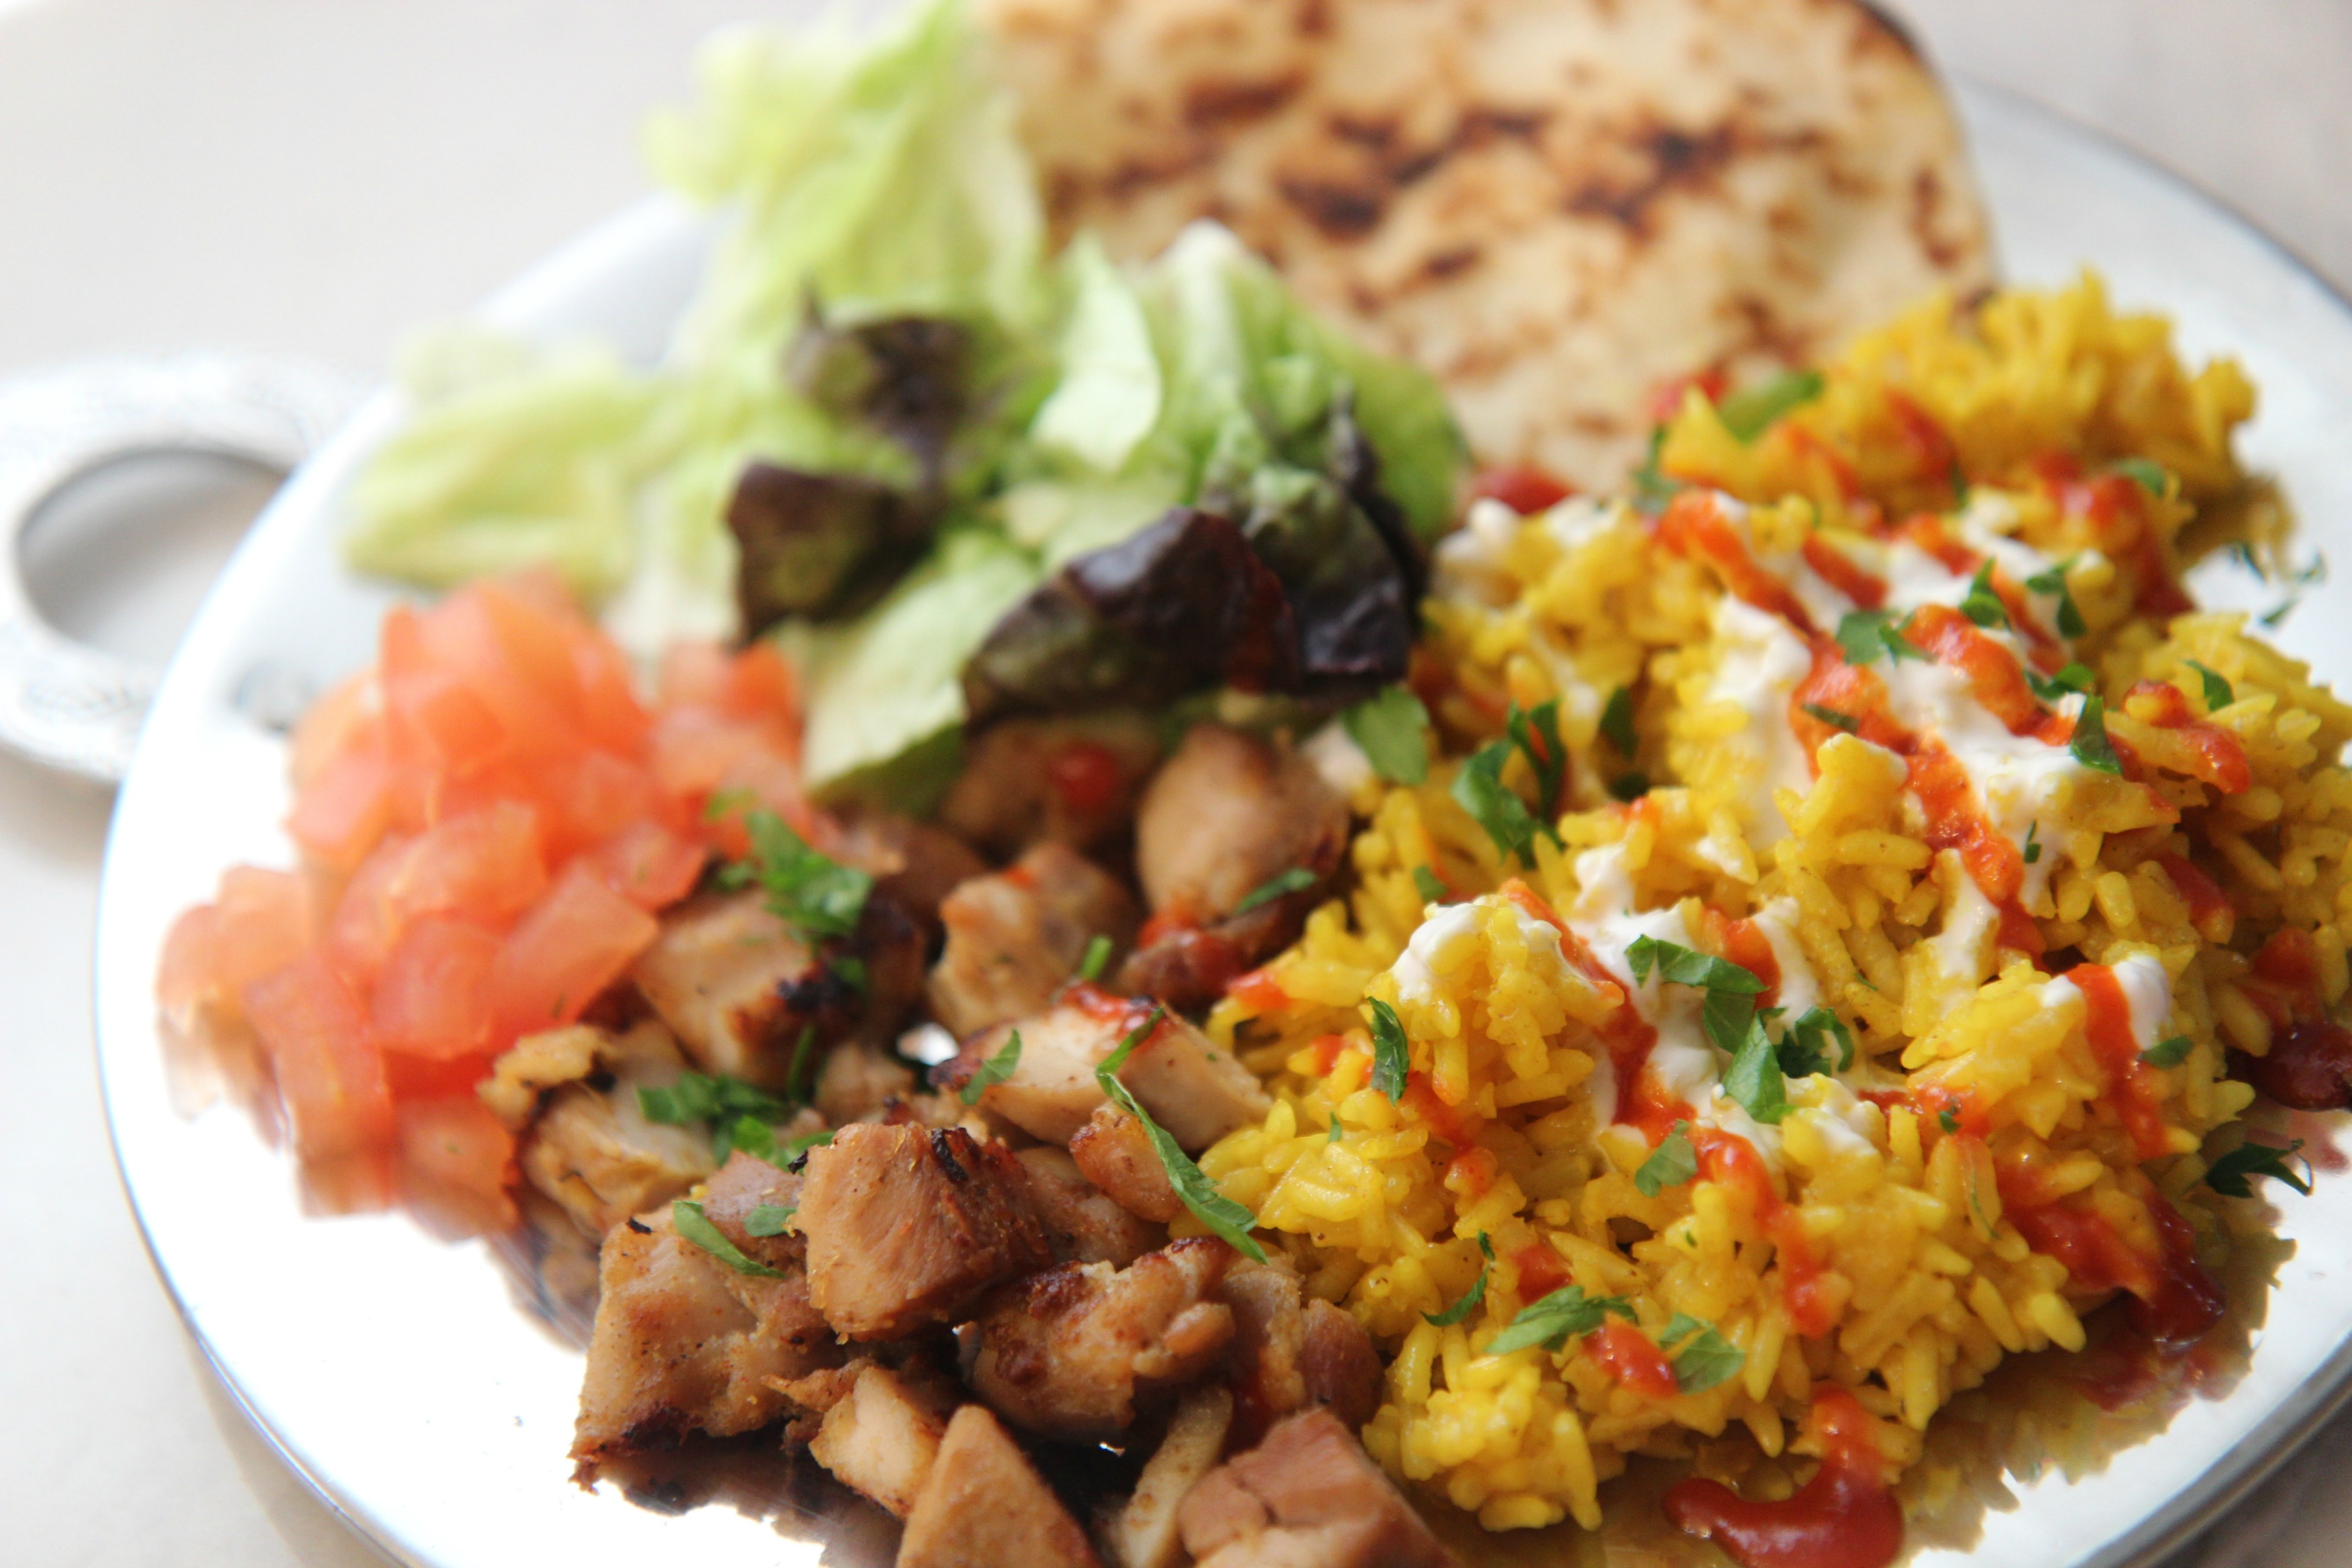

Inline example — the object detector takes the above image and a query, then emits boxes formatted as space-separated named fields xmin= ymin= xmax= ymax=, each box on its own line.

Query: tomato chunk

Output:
xmin=244 ymin=953 xmax=393 ymax=1160
xmin=489 ymin=863 xmax=660 ymax=1043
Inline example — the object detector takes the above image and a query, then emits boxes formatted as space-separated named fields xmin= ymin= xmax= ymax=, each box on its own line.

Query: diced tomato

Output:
xmin=382 ymin=1048 xmax=497 ymax=1102
xmin=489 ymin=863 xmax=660 ymax=1043
xmin=586 ymin=819 xmax=707 ymax=909
xmin=156 ymin=905 xmax=220 ymax=1024
xmin=244 ymin=953 xmax=393 ymax=1160
xmin=1471 ymin=466 xmax=1574 ymax=515
xmin=1047 ymin=741 xmax=1128 ymax=817
xmin=288 ymin=672 xmax=380 ymax=789
xmin=285 ymin=746 xmax=393 ymax=871
xmin=394 ymin=1097 xmax=518 ymax=1232
xmin=371 ymin=917 xmax=501 ymax=1059
xmin=659 ymin=642 xmax=734 ymax=710
xmin=211 ymin=866 xmax=315 ymax=1012
xmin=545 ymin=749 xmax=660 ymax=855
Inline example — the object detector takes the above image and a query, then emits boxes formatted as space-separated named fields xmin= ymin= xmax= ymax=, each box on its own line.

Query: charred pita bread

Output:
xmin=978 ymin=0 xmax=1993 ymax=493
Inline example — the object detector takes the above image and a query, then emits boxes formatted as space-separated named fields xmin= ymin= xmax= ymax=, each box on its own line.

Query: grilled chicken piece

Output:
xmin=939 ymin=997 xmax=1270 ymax=1150
xmin=1221 ymin=1261 xmax=1383 ymax=1445
xmin=520 ymin=1081 xmax=717 ymax=1239
xmin=631 ymin=892 xmax=850 ymax=1087
xmin=1015 ymin=1146 xmax=1163 ymax=1267
xmin=799 ymin=1124 xmax=1055 ymax=1340
xmin=479 ymin=1024 xmax=603 ymax=1129
xmin=1115 ymin=725 xmax=1348 ymax=1010
xmin=1070 ymin=1104 xmax=1182 ymax=1223
xmin=897 ymin=1404 xmax=1102 ymax=1568
xmin=1104 ymin=1384 xmax=1234 ymax=1568
xmin=1177 ymin=1409 xmax=1457 ymax=1568
xmin=939 ymin=714 xmax=1163 ymax=858
xmin=927 ymin=843 xmax=1139 ymax=1037
xmin=695 ymin=1150 xmax=804 ymax=1273
xmin=815 ymin=1041 xmax=918 ymax=1126
xmin=807 ymin=1362 xmax=961 ymax=1520
xmin=834 ymin=808 xmax=990 ymax=941
xmin=962 ymin=1237 xmax=1237 ymax=1440
xmin=570 ymin=1207 xmax=839 ymax=1477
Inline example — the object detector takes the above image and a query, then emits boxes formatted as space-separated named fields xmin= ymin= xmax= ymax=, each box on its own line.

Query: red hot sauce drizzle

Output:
xmin=1665 ymin=1387 xmax=1905 ymax=1568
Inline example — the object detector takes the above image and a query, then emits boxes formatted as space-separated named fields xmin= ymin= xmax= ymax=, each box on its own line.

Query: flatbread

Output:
xmin=978 ymin=0 xmax=1993 ymax=493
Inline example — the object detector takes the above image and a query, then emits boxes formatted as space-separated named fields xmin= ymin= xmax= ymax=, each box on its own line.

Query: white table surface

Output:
xmin=0 ymin=2 xmax=2345 ymax=1564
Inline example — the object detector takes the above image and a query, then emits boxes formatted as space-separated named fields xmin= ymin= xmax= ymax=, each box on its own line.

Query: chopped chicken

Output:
xmin=799 ymin=1123 xmax=1054 ymax=1340
xmin=1070 ymin=1104 xmax=1183 ymax=1223
xmin=834 ymin=808 xmax=990 ymax=939
xmin=939 ymin=998 xmax=1269 ymax=1150
xmin=570 ymin=1206 xmax=839 ymax=1477
xmin=478 ymin=1024 xmax=602 ymax=1129
xmin=807 ymin=1362 xmax=961 ymax=1519
xmin=695 ymin=1150 xmax=803 ymax=1273
xmin=1016 ymin=1146 xmax=1163 ymax=1267
xmin=897 ymin=1404 xmax=1102 ymax=1568
xmin=939 ymin=714 xmax=1163 ymax=858
xmin=1115 ymin=724 xmax=1348 ymax=1009
xmin=1103 ymin=1384 xmax=1233 ymax=1568
xmin=520 ymin=1080 xmax=717 ymax=1239
xmin=630 ymin=892 xmax=849 ymax=1086
xmin=926 ymin=843 xmax=1138 ymax=1036
xmin=963 ymin=1237 xmax=1237 ymax=1440
xmin=815 ymin=1041 xmax=918 ymax=1126
xmin=1221 ymin=1261 xmax=1384 ymax=1444
xmin=1177 ymin=1409 xmax=1457 ymax=1568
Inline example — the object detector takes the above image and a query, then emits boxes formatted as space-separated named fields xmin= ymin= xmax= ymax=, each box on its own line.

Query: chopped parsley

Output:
xmin=1723 ymin=1019 xmax=1793 ymax=1125
xmin=1608 ymin=771 xmax=1652 ymax=802
xmin=1800 ymin=702 xmax=1859 ymax=733
xmin=1624 ymin=936 xmax=1766 ymax=1057
xmin=641 ymin=1070 xmax=805 ymax=1162
xmin=1659 ymin=1313 xmax=1747 ymax=1393
xmin=1235 ymin=866 xmax=1318 ymax=916
xmin=1506 ymin=700 xmax=1569 ymax=818
xmin=2069 ymin=694 xmax=2124 ymax=775
xmin=673 ymin=1199 xmax=788 ymax=1279
xmin=1633 ymin=427 xmax=1684 ymax=515
xmin=743 ymin=1204 xmax=796 ymax=1237
xmin=1635 ymin=1121 xmax=1698 ymax=1197
xmin=1959 ymin=562 xmax=2010 ymax=629
xmin=1718 ymin=369 xmax=1825 ymax=442
xmin=2141 ymin=1035 xmax=2193 ymax=1068
xmin=712 ymin=803 xmax=872 ymax=942
xmin=1835 ymin=608 xmax=1927 ymax=666
xmin=1487 ymin=1284 xmax=1636 ymax=1356
xmin=2023 ymin=822 xmax=2042 ymax=866
xmin=1412 ymin=865 xmax=1449 ymax=904
xmin=1779 ymin=1005 xmax=1856 ymax=1076
xmin=1343 ymin=687 xmax=1431 ymax=786
xmin=2110 ymin=457 xmax=2168 ymax=496
xmin=1425 ymin=1233 xmax=1496 ymax=1327
xmin=1600 ymin=686 xmax=1639 ymax=756
xmin=2025 ymin=558 xmax=2087 ymax=638
xmin=1327 ymin=1115 xmax=1344 ymax=1144
xmin=960 ymin=1029 xmax=1023 ymax=1107
xmin=1938 ymin=1107 xmax=1961 ymax=1133
xmin=1452 ymin=739 xmax=1553 ymax=866
xmin=1096 ymin=1008 xmax=1267 ymax=1262
xmin=1077 ymin=933 xmax=1113 ymax=983
xmin=2025 ymin=662 xmax=2097 ymax=703
xmin=2204 ymin=1138 xmax=2312 ymax=1199
xmin=2185 ymin=661 xmax=2235 ymax=712
xmin=1367 ymin=998 xmax=1411 ymax=1103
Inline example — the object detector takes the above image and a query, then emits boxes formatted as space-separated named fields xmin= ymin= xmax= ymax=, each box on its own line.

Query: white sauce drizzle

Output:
xmin=1705 ymin=595 xmax=1816 ymax=844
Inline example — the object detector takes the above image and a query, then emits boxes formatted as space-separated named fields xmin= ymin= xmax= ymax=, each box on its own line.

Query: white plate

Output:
xmin=93 ymin=82 xmax=2352 ymax=1568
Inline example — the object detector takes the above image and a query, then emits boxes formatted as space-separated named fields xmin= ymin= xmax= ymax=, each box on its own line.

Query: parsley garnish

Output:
xmin=1633 ymin=427 xmax=1684 ymax=514
xmin=1368 ymin=999 xmax=1411 ymax=1103
xmin=1487 ymin=1284 xmax=1636 ymax=1356
xmin=1412 ymin=866 xmax=1449 ymax=904
xmin=1235 ymin=867 xmax=1318 ymax=916
xmin=2070 ymin=694 xmax=2123 ymax=775
xmin=2023 ymin=822 xmax=2042 ymax=866
xmin=1625 ymin=936 xmax=1766 ymax=1056
xmin=1723 ymin=1019 xmax=1792 ymax=1124
xmin=712 ymin=804 xmax=872 ymax=943
xmin=1608 ymin=771 xmax=1652 ymax=802
xmin=744 ymin=1204 xmax=795 ymax=1237
xmin=673 ymin=1199 xmax=788 ymax=1279
xmin=961 ymin=1029 xmax=1022 ymax=1107
xmin=1635 ymin=1121 xmax=1698 ymax=1197
xmin=786 ymin=1024 xmax=818 ymax=1107
xmin=1718 ymin=369 xmax=1825 ymax=442
xmin=2110 ymin=457 xmax=2168 ymax=496
xmin=1096 ymin=1008 xmax=1267 ymax=1262
xmin=2185 ymin=661 xmax=2234 ymax=712
xmin=831 ymin=956 xmax=867 ymax=995
xmin=1601 ymin=686 xmax=1639 ymax=756
xmin=1960 ymin=562 xmax=2010 ymax=629
xmin=1506 ymin=700 xmax=1568 ymax=818
xmin=2204 ymin=1138 xmax=2312 ymax=1199
xmin=1780 ymin=1005 xmax=1855 ymax=1076
xmin=641 ymin=1071 xmax=803 ymax=1161
xmin=1659 ymin=1314 xmax=1747 ymax=1393
xmin=2025 ymin=558 xmax=2087 ymax=638
xmin=1343 ymin=687 xmax=1431 ymax=786
xmin=1425 ymin=1233 xmax=1496 ymax=1327
xmin=2025 ymin=662 xmax=2096 ymax=702
xmin=1800 ymin=702 xmax=1858 ymax=733
xmin=2141 ymin=1035 xmax=2193 ymax=1068
xmin=1077 ymin=934 xmax=1113 ymax=983
xmin=1937 ymin=1107 xmax=1961 ymax=1133
xmin=1835 ymin=608 xmax=1927 ymax=666
xmin=1452 ymin=741 xmax=1552 ymax=865
xmin=1327 ymin=1115 xmax=1344 ymax=1144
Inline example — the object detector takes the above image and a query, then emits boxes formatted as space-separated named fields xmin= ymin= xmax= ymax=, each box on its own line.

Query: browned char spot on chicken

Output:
xmin=961 ymin=1236 xmax=1238 ymax=1441
xmin=797 ymin=1123 xmax=1055 ymax=1340
xmin=1177 ymin=1408 xmax=1459 ymax=1568
xmin=897 ymin=1404 xmax=1103 ymax=1568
